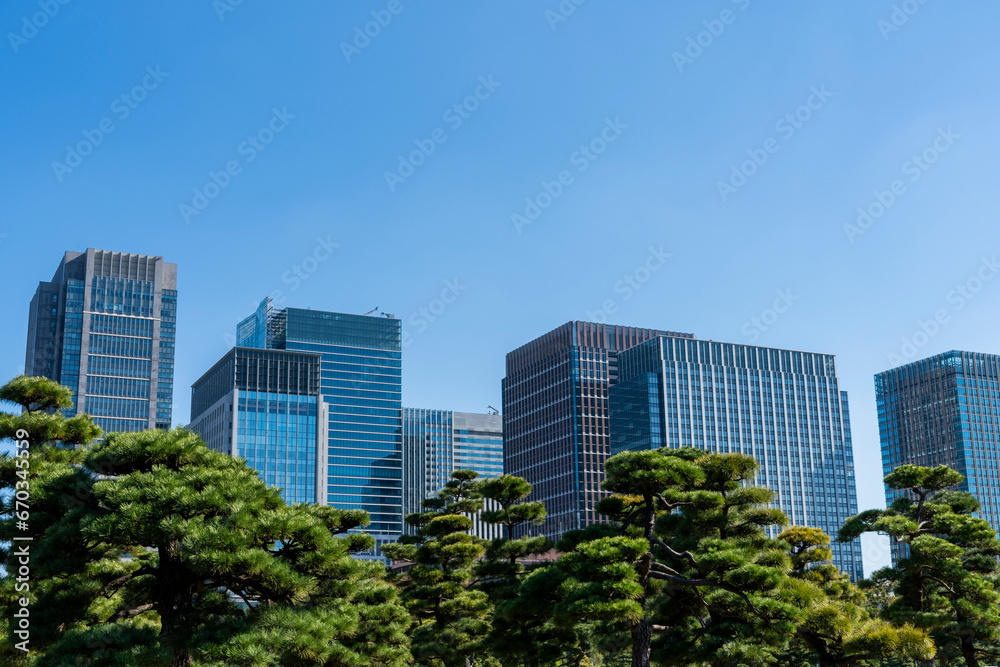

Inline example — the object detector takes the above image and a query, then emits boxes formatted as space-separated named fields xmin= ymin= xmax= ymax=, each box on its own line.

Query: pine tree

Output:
xmin=774 ymin=526 xmax=933 ymax=667
xmin=0 ymin=376 xmax=411 ymax=666
xmin=839 ymin=464 xmax=1000 ymax=667
xmin=557 ymin=447 xmax=803 ymax=667
xmin=383 ymin=469 xmax=491 ymax=667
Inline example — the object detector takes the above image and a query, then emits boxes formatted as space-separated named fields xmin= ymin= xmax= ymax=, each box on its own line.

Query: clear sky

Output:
xmin=3 ymin=1 xmax=999 ymax=575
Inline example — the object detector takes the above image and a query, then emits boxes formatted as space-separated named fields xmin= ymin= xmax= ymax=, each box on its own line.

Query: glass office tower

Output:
xmin=609 ymin=335 xmax=864 ymax=581
xmin=238 ymin=298 xmax=403 ymax=553
xmin=189 ymin=347 xmax=326 ymax=504
xmin=402 ymin=408 xmax=504 ymax=539
xmin=876 ymin=351 xmax=1000 ymax=563
xmin=502 ymin=321 xmax=692 ymax=539
xmin=24 ymin=248 xmax=177 ymax=432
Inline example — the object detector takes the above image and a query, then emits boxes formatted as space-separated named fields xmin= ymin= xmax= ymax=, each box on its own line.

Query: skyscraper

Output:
xmin=24 ymin=248 xmax=177 ymax=432
xmin=189 ymin=347 xmax=326 ymax=504
xmin=237 ymin=298 xmax=403 ymax=552
xmin=610 ymin=334 xmax=863 ymax=580
xmin=876 ymin=351 xmax=1000 ymax=562
xmin=502 ymin=321 xmax=690 ymax=539
xmin=402 ymin=408 xmax=504 ymax=539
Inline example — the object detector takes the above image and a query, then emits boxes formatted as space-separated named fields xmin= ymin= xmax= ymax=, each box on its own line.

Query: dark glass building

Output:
xmin=502 ymin=321 xmax=691 ymax=539
xmin=610 ymin=335 xmax=864 ymax=580
xmin=24 ymin=248 xmax=177 ymax=432
xmin=402 ymin=408 xmax=504 ymax=539
xmin=876 ymin=351 xmax=1000 ymax=562
xmin=237 ymin=298 xmax=403 ymax=553
xmin=189 ymin=347 xmax=325 ymax=504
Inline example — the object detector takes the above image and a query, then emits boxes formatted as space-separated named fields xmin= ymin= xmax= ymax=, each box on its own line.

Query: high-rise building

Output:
xmin=24 ymin=248 xmax=177 ymax=432
xmin=189 ymin=347 xmax=326 ymax=504
xmin=402 ymin=408 xmax=504 ymax=539
xmin=502 ymin=321 xmax=691 ymax=539
xmin=237 ymin=298 xmax=402 ymax=553
xmin=876 ymin=351 xmax=1000 ymax=562
xmin=609 ymin=335 xmax=864 ymax=580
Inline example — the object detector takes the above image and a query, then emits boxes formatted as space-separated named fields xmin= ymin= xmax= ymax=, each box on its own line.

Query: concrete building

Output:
xmin=189 ymin=347 xmax=326 ymax=504
xmin=502 ymin=321 xmax=691 ymax=539
xmin=610 ymin=334 xmax=864 ymax=580
xmin=403 ymin=408 xmax=504 ymax=539
xmin=24 ymin=248 xmax=177 ymax=432
xmin=877 ymin=351 xmax=1000 ymax=562
xmin=236 ymin=298 xmax=402 ymax=556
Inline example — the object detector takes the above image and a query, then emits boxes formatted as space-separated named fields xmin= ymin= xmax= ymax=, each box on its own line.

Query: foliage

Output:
xmin=384 ymin=469 xmax=491 ymax=667
xmin=775 ymin=526 xmax=933 ymax=667
xmin=839 ymin=464 xmax=1000 ymax=667
xmin=556 ymin=448 xmax=801 ymax=667
xmin=0 ymin=376 xmax=410 ymax=666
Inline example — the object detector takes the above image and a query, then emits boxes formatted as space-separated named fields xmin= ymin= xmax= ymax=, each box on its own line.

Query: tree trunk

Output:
xmin=960 ymin=631 xmax=981 ymax=667
xmin=156 ymin=540 xmax=193 ymax=667
xmin=631 ymin=617 xmax=652 ymax=667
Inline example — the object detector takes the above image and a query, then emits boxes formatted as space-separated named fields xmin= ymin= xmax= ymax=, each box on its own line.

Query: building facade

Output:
xmin=876 ymin=351 xmax=1000 ymax=562
xmin=24 ymin=248 xmax=177 ymax=432
xmin=502 ymin=321 xmax=691 ymax=539
xmin=189 ymin=347 xmax=326 ymax=504
xmin=609 ymin=335 xmax=864 ymax=581
xmin=237 ymin=298 xmax=403 ymax=554
xmin=402 ymin=408 xmax=504 ymax=539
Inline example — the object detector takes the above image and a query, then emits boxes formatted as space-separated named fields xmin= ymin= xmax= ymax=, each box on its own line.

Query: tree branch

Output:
xmin=105 ymin=603 xmax=154 ymax=623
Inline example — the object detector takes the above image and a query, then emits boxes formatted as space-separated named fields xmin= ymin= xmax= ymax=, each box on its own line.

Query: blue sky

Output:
xmin=3 ymin=1 xmax=999 ymax=574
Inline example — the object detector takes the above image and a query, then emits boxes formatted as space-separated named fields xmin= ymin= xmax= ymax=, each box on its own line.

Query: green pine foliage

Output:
xmin=774 ymin=526 xmax=933 ymax=667
xmin=0 ymin=375 xmax=410 ymax=666
xmin=839 ymin=464 xmax=1000 ymax=667
xmin=384 ymin=469 xmax=491 ymax=667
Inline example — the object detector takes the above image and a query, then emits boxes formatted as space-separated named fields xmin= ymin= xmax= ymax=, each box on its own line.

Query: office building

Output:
xmin=24 ymin=248 xmax=177 ymax=432
xmin=237 ymin=298 xmax=402 ymax=553
xmin=876 ymin=351 xmax=1000 ymax=562
xmin=502 ymin=321 xmax=691 ymax=539
xmin=403 ymin=408 xmax=504 ymax=539
xmin=609 ymin=335 xmax=863 ymax=581
xmin=189 ymin=347 xmax=326 ymax=504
